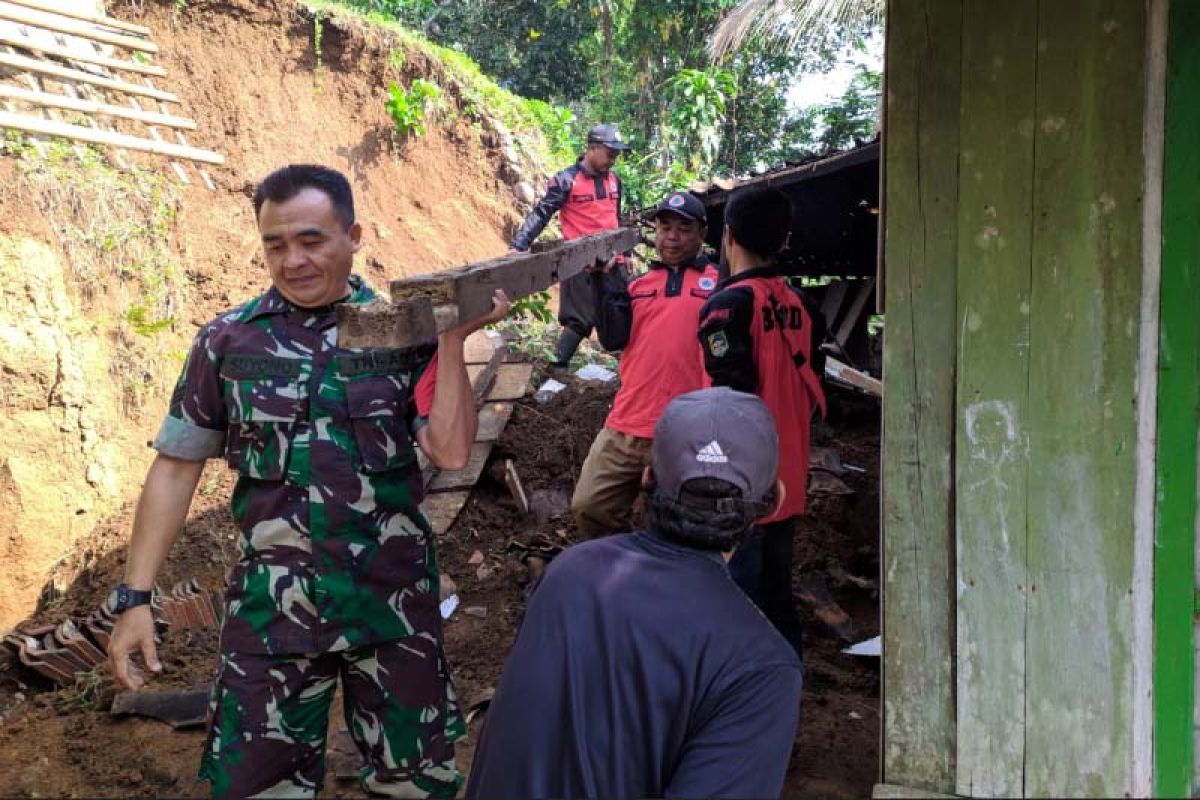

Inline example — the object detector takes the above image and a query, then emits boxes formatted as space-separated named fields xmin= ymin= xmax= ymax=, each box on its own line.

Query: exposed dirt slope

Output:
xmin=0 ymin=0 xmax=541 ymax=626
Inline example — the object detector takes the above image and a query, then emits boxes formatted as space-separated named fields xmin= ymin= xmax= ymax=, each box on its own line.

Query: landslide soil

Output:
xmin=0 ymin=381 xmax=881 ymax=798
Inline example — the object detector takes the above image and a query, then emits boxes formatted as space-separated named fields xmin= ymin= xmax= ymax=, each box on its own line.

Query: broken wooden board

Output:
xmin=486 ymin=363 xmax=534 ymax=402
xmin=420 ymin=490 xmax=471 ymax=536
xmin=825 ymin=356 xmax=882 ymax=397
xmin=110 ymin=688 xmax=209 ymax=729
xmin=476 ymin=402 xmax=515 ymax=443
xmin=338 ymin=228 xmax=638 ymax=348
xmin=427 ymin=442 xmax=493 ymax=492
xmin=503 ymin=459 xmax=530 ymax=514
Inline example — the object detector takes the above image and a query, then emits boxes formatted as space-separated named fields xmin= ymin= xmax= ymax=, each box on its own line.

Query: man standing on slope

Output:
xmin=698 ymin=188 xmax=826 ymax=658
xmin=510 ymin=123 xmax=629 ymax=368
xmin=105 ymin=164 xmax=509 ymax=799
xmin=468 ymin=387 xmax=802 ymax=800
xmin=571 ymin=190 xmax=720 ymax=538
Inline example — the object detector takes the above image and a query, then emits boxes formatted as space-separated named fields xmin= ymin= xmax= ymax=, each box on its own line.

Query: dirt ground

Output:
xmin=0 ymin=377 xmax=880 ymax=798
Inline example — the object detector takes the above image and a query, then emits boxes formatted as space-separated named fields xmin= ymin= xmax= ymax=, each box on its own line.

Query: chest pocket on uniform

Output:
xmin=629 ymin=289 xmax=658 ymax=302
xmin=345 ymin=375 xmax=413 ymax=473
xmin=220 ymin=355 xmax=307 ymax=481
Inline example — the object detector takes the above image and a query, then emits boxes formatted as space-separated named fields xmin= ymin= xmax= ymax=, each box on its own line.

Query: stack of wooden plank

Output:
xmin=419 ymin=329 xmax=534 ymax=535
xmin=0 ymin=0 xmax=221 ymax=184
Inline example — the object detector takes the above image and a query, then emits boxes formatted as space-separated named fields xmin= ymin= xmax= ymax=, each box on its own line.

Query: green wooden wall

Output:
xmin=1156 ymin=1 xmax=1200 ymax=797
xmin=882 ymin=0 xmax=1147 ymax=795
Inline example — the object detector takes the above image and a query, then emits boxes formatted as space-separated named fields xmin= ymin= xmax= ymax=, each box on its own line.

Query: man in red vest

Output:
xmin=571 ymin=191 xmax=721 ymax=539
xmin=511 ymin=123 xmax=629 ymax=368
xmin=697 ymin=188 xmax=826 ymax=656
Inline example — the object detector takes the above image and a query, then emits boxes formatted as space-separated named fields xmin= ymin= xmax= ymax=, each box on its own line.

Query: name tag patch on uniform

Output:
xmin=340 ymin=349 xmax=414 ymax=377
xmin=706 ymin=331 xmax=730 ymax=358
xmin=221 ymin=355 xmax=303 ymax=380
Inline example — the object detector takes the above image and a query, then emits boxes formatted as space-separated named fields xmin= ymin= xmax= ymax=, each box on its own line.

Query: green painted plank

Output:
xmin=952 ymin=1 xmax=1037 ymax=795
xmin=1157 ymin=1 xmax=1200 ymax=796
xmin=1024 ymin=1 xmax=1145 ymax=795
xmin=880 ymin=0 xmax=959 ymax=791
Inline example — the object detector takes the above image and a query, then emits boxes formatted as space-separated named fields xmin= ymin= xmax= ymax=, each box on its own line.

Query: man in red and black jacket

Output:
xmin=571 ymin=191 xmax=721 ymax=539
xmin=511 ymin=123 xmax=630 ymax=367
xmin=698 ymin=188 xmax=827 ymax=658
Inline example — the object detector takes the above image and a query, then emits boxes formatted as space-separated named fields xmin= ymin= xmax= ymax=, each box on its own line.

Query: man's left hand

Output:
xmin=445 ymin=289 xmax=512 ymax=340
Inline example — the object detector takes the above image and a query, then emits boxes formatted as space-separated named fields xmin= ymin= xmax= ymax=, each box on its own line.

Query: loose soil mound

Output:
xmin=0 ymin=381 xmax=880 ymax=797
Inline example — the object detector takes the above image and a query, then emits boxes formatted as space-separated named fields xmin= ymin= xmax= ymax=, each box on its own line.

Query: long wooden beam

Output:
xmin=0 ymin=30 xmax=166 ymax=77
xmin=0 ymin=2 xmax=158 ymax=53
xmin=3 ymin=0 xmax=152 ymax=36
xmin=338 ymin=227 xmax=639 ymax=348
xmin=0 ymin=109 xmax=223 ymax=163
xmin=0 ymin=84 xmax=195 ymax=129
xmin=0 ymin=50 xmax=177 ymax=102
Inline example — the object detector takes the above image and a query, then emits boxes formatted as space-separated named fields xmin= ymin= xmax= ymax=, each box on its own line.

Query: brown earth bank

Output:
xmin=0 ymin=0 xmax=544 ymax=627
xmin=0 ymin=378 xmax=881 ymax=798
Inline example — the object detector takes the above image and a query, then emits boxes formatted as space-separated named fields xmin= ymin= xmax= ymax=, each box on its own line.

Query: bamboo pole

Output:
xmin=2 ymin=0 xmax=152 ymax=36
xmin=0 ymin=2 xmax=158 ymax=53
xmin=0 ymin=30 xmax=166 ymax=76
xmin=0 ymin=51 xmax=178 ymax=102
xmin=0 ymin=109 xmax=224 ymax=164
xmin=0 ymin=85 xmax=195 ymax=129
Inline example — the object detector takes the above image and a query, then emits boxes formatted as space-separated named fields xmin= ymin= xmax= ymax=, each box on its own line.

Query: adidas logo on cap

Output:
xmin=696 ymin=440 xmax=728 ymax=464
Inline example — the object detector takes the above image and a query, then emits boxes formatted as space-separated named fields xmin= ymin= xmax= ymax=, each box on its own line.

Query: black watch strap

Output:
xmin=109 ymin=583 xmax=153 ymax=614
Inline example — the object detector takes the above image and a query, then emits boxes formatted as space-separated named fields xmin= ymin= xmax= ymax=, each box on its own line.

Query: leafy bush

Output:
xmin=385 ymin=78 xmax=441 ymax=138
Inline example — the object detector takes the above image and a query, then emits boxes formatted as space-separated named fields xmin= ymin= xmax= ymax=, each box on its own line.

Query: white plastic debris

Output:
xmin=533 ymin=378 xmax=567 ymax=404
xmin=841 ymin=635 xmax=881 ymax=657
xmin=439 ymin=594 xmax=459 ymax=620
xmin=574 ymin=363 xmax=617 ymax=383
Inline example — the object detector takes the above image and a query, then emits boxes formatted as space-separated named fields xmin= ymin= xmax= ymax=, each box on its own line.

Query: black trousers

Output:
xmin=729 ymin=516 xmax=803 ymax=659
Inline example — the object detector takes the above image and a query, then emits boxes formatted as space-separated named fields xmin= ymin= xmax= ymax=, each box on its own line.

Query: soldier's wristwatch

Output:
xmin=106 ymin=583 xmax=153 ymax=614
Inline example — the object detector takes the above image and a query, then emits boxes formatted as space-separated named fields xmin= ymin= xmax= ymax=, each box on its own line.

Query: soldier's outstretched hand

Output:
xmin=108 ymin=605 xmax=162 ymax=691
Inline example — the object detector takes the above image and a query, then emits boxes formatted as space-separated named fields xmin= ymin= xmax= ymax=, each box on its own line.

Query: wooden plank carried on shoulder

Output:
xmin=338 ymin=228 xmax=638 ymax=348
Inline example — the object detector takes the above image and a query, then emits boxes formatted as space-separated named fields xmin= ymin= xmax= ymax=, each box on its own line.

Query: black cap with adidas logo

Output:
xmin=651 ymin=387 xmax=779 ymax=510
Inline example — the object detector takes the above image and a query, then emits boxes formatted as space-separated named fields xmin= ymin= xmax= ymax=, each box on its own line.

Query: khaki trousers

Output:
xmin=571 ymin=426 xmax=654 ymax=539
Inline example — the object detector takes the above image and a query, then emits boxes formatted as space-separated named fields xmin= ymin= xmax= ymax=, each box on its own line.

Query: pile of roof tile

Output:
xmin=1 ymin=579 xmax=222 ymax=687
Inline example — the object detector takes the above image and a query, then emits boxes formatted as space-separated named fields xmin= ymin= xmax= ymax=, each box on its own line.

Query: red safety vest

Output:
xmin=746 ymin=277 xmax=826 ymax=520
xmin=605 ymin=262 xmax=722 ymax=438
xmin=561 ymin=169 xmax=621 ymax=240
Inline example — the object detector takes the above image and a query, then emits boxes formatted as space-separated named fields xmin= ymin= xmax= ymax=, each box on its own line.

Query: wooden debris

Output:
xmin=420 ymin=490 xmax=470 ymax=536
xmin=503 ymin=459 xmax=530 ymax=514
xmin=809 ymin=471 xmax=855 ymax=496
xmin=335 ymin=296 xmax=435 ymax=350
xmin=0 ymin=30 xmax=165 ymax=76
xmin=0 ymin=111 xmax=224 ymax=164
xmin=0 ymin=3 xmax=159 ymax=53
xmin=4 ymin=0 xmax=153 ymax=37
xmin=795 ymin=574 xmax=856 ymax=642
xmin=110 ymin=688 xmax=209 ymax=729
xmin=337 ymin=228 xmax=638 ymax=348
xmin=476 ymin=402 xmax=515 ymax=443
xmin=427 ymin=442 xmax=491 ymax=492
xmin=824 ymin=356 xmax=882 ymax=397
xmin=486 ymin=363 xmax=534 ymax=401
xmin=0 ymin=86 xmax=195 ymax=129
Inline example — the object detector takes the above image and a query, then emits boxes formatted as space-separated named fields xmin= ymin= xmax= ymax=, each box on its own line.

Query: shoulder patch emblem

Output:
xmin=706 ymin=330 xmax=730 ymax=358
xmin=698 ymin=276 xmax=716 ymax=291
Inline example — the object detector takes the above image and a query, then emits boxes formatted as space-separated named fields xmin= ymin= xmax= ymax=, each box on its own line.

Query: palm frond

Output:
xmin=709 ymin=0 xmax=884 ymax=59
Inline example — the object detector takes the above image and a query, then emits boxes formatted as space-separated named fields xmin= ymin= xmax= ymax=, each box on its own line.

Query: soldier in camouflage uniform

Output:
xmin=106 ymin=164 xmax=509 ymax=799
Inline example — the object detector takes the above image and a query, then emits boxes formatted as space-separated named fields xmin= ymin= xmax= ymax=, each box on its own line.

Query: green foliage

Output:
xmin=385 ymin=78 xmax=441 ymax=137
xmin=522 ymin=100 xmax=576 ymax=164
xmin=666 ymin=68 xmax=737 ymax=172
xmin=125 ymin=304 xmax=175 ymax=337
xmin=507 ymin=290 xmax=554 ymax=324
xmin=313 ymin=16 xmax=325 ymax=71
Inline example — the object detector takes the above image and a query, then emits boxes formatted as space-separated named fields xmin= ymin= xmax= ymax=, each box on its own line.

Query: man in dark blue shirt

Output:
xmin=467 ymin=387 xmax=802 ymax=799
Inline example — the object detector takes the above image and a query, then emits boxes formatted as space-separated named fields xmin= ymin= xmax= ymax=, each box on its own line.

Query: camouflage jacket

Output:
xmin=153 ymin=276 xmax=442 ymax=655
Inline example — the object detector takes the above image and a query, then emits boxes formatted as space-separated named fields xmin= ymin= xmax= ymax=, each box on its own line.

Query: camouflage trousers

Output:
xmin=198 ymin=634 xmax=465 ymax=799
